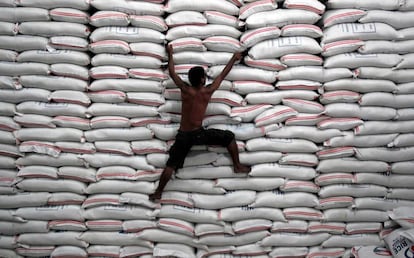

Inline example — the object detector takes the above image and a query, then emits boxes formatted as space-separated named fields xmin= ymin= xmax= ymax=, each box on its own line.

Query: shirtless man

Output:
xmin=149 ymin=45 xmax=251 ymax=202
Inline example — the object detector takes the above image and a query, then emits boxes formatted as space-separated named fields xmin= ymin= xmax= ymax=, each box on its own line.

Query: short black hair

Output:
xmin=188 ymin=66 xmax=205 ymax=87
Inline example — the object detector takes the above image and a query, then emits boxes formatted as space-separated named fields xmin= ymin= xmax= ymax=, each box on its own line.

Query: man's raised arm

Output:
xmin=208 ymin=52 xmax=243 ymax=92
xmin=166 ymin=44 xmax=187 ymax=90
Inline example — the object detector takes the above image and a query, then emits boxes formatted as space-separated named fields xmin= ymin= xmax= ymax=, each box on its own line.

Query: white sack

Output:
xmin=246 ymin=9 xmax=320 ymax=29
xmin=249 ymin=36 xmax=322 ymax=59
xmin=90 ymin=0 xmax=163 ymax=15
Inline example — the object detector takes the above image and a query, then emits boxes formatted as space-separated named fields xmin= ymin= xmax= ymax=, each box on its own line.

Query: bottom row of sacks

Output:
xmin=1 ymin=206 xmax=413 ymax=258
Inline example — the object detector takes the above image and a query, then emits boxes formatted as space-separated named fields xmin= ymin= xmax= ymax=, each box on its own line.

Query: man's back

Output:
xmin=179 ymin=84 xmax=212 ymax=131
xmin=165 ymin=44 xmax=242 ymax=131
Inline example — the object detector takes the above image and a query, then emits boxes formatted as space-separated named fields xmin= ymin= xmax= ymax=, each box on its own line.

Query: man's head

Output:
xmin=188 ymin=66 xmax=206 ymax=87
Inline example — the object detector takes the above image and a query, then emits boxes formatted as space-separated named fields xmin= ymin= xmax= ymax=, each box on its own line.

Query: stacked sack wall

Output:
xmin=0 ymin=0 xmax=414 ymax=257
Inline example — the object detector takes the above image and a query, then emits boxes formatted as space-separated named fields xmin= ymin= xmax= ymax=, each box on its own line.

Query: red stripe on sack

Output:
xmin=347 ymin=229 xmax=380 ymax=234
xmin=255 ymin=109 xmax=295 ymax=123
xmin=309 ymin=224 xmax=344 ymax=230
xmin=92 ymin=73 xmax=128 ymax=79
xmin=284 ymin=98 xmax=323 ymax=108
xmin=48 ymin=220 xmax=84 ymax=226
xmin=131 ymin=51 xmax=163 ymax=60
xmin=49 ymin=42 xmax=85 ymax=49
xmin=227 ymin=0 xmax=242 ymax=7
xmin=21 ymin=141 xmax=60 ymax=151
xmin=323 ymin=91 xmax=359 ymax=97
xmin=206 ymin=11 xmax=238 ymax=21
xmin=60 ymin=175 xmax=93 ymax=182
xmin=136 ymin=170 xmax=161 ymax=176
xmin=211 ymin=97 xmax=242 ymax=106
xmin=236 ymin=226 xmax=270 ymax=234
xmin=240 ymin=0 xmax=273 ymax=16
xmin=58 ymin=147 xmax=94 ymax=154
xmin=234 ymin=80 xmax=272 ymax=86
xmin=159 ymin=219 xmax=194 ymax=233
xmin=87 ymin=253 xmax=119 ymax=257
xmin=19 ymin=174 xmax=57 ymax=179
xmin=131 ymin=119 xmax=170 ymax=126
xmin=317 ymin=174 xmax=354 ymax=182
xmin=171 ymin=41 xmax=203 ymax=47
xmin=0 ymin=125 xmax=15 ymax=131
xmin=272 ymin=228 xmax=307 ymax=233
xmin=128 ymin=100 xmax=162 ymax=106
xmin=319 ymin=196 xmax=353 ymax=204
xmin=0 ymin=178 xmax=14 ymax=182
xmin=282 ymin=54 xmax=322 ymax=62
xmin=285 ymin=181 xmax=317 ymax=187
xmin=87 ymin=221 xmax=122 ymax=226
xmin=324 ymin=11 xmax=365 ymax=26
xmin=131 ymin=17 xmax=166 ymax=29
xmin=308 ymin=251 xmax=344 ymax=258
xmin=131 ymin=15 xmax=164 ymax=23
xmin=91 ymin=13 xmax=127 ymax=19
xmin=168 ymin=22 xmax=206 ymax=28
xmin=288 ymin=114 xmax=323 ymax=121
xmin=50 ymin=11 xmax=88 ymax=18
xmin=50 ymin=98 xmax=88 ymax=106
xmin=91 ymin=40 xmax=130 ymax=49
xmin=98 ymin=149 xmax=132 ymax=155
xmin=205 ymin=37 xmax=240 ymax=46
xmin=245 ymin=59 xmax=286 ymax=70
xmin=16 ymin=122 xmax=53 ymax=128
xmin=241 ymin=27 xmax=279 ymax=42
xmin=285 ymin=4 xmax=323 ymax=14
xmin=47 ymin=200 xmax=83 ymax=205
xmin=129 ymin=71 xmax=166 ymax=79
xmin=283 ymin=24 xmax=321 ymax=31
xmin=284 ymin=211 xmax=322 ymax=218
xmin=0 ymin=151 xmax=18 ymax=157
xmin=83 ymin=198 xmax=120 ymax=204
xmin=231 ymin=104 xmax=268 ymax=113
xmin=318 ymin=117 xmax=361 ymax=126
xmin=89 ymin=90 xmax=126 ymax=97
xmin=323 ymin=39 xmax=362 ymax=51
xmin=317 ymin=146 xmax=354 ymax=155
xmin=96 ymin=173 xmax=136 ymax=179
xmin=278 ymin=85 xmax=319 ymax=90
xmin=92 ymin=118 xmax=129 ymax=124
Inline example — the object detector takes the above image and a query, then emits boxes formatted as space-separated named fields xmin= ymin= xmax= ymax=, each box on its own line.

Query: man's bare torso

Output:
xmin=179 ymin=84 xmax=212 ymax=131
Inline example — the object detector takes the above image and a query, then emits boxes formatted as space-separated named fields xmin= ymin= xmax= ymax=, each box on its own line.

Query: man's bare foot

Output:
xmin=234 ymin=164 xmax=251 ymax=173
xmin=149 ymin=192 xmax=161 ymax=202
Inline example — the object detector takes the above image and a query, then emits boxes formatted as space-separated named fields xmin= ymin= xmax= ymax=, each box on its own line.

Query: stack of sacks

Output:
xmin=84 ymin=0 xmax=166 ymax=257
xmin=351 ymin=206 xmax=414 ymax=258
xmin=0 ymin=1 xmax=92 ymax=257
xmin=238 ymin=1 xmax=340 ymax=257
xmin=204 ymin=0 xmax=282 ymax=147
xmin=314 ymin=0 xmax=414 ymax=253
xmin=382 ymin=206 xmax=414 ymax=258
xmin=151 ymin=0 xmax=273 ymax=256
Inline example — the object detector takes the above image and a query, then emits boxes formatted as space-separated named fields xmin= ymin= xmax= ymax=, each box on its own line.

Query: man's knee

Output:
xmin=224 ymin=130 xmax=235 ymax=146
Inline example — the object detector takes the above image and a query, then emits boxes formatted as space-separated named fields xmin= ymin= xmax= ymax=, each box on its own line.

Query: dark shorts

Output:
xmin=166 ymin=127 xmax=235 ymax=169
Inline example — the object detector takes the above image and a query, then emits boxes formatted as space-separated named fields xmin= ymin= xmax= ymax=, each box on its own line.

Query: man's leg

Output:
xmin=226 ymin=138 xmax=251 ymax=173
xmin=149 ymin=166 xmax=175 ymax=202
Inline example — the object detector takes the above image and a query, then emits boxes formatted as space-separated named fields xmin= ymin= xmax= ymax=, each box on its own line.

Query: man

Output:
xmin=149 ymin=45 xmax=251 ymax=202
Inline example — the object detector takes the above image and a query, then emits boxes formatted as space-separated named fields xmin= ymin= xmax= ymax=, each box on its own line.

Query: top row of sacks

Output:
xmin=4 ymin=0 xmax=414 ymax=32
xmin=2 ymin=0 xmax=414 ymax=12
xmin=0 ymin=0 xmax=325 ymax=21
